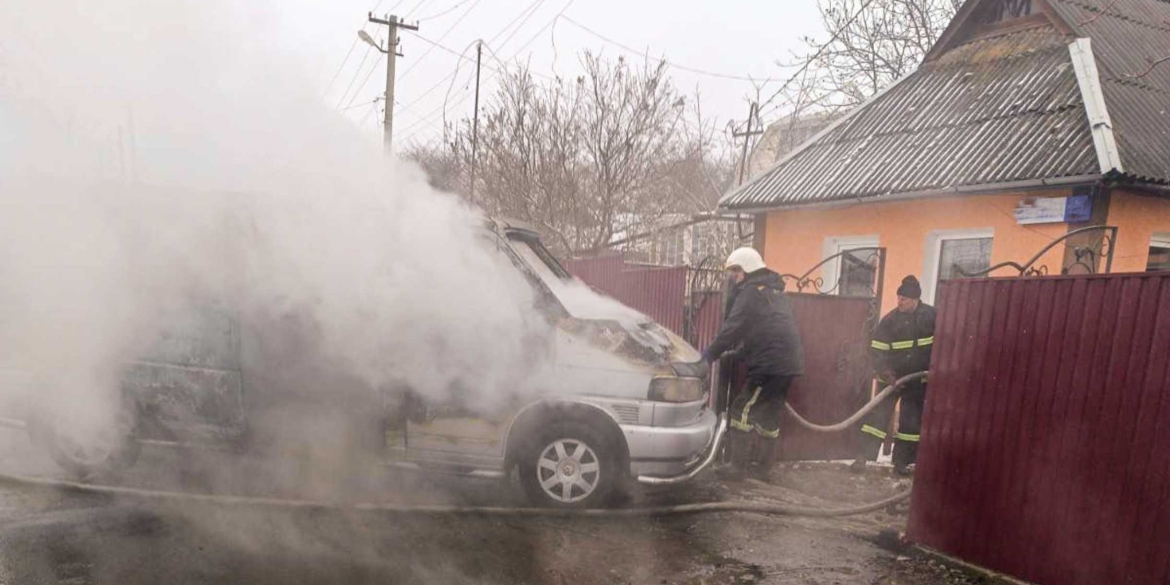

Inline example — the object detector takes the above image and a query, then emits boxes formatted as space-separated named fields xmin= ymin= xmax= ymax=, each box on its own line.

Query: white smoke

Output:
xmin=0 ymin=0 xmax=551 ymax=452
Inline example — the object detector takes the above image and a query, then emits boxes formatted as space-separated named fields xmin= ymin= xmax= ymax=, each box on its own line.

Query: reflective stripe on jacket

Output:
xmin=870 ymin=303 xmax=936 ymax=377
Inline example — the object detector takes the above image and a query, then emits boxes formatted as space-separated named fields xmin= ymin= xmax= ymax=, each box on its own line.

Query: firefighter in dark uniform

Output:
xmin=702 ymin=247 xmax=804 ymax=482
xmin=853 ymin=275 xmax=935 ymax=476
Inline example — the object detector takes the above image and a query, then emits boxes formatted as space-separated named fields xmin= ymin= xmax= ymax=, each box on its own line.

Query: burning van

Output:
xmin=21 ymin=218 xmax=722 ymax=509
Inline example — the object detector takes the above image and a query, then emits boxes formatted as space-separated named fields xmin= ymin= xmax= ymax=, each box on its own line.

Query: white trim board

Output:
xmin=1069 ymin=38 xmax=1124 ymax=174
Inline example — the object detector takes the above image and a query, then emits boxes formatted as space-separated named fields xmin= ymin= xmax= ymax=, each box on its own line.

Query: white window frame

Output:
xmin=1149 ymin=233 xmax=1170 ymax=271
xmin=822 ymin=235 xmax=880 ymax=295
xmin=922 ymin=228 xmax=995 ymax=305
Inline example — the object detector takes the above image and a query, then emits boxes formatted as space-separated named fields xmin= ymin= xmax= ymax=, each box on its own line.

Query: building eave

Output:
xmin=721 ymin=174 xmax=1105 ymax=215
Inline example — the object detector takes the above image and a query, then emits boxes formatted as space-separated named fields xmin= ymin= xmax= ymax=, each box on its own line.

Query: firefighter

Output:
xmin=702 ymin=247 xmax=804 ymax=481
xmin=852 ymin=275 xmax=935 ymax=476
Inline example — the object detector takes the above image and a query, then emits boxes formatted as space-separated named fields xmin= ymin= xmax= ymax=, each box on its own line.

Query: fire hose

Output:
xmin=0 ymin=470 xmax=910 ymax=518
xmin=782 ymin=371 xmax=929 ymax=433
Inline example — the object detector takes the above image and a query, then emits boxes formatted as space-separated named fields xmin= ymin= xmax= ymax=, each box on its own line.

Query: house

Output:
xmin=718 ymin=0 xmax=1170 ymax=311
xmin=621 ymin=215 xmax=750 ymax=268
xmin=745 ymin=111 xmax=841 ymax=179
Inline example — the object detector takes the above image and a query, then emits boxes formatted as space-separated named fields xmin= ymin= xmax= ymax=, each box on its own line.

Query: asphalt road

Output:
xmin=0 ymin=431 xmax=985 ymax=585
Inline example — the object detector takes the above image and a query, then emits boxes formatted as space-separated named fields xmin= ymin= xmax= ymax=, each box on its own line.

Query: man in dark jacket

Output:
xmin=852 ymin=275 xmax=935 ymax=475
xmin=702 ymin=247 xmax=804 ymax=481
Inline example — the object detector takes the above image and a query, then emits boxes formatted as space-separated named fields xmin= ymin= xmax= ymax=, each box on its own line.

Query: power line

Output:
xmin=323 ymin=0 xmax=401 ymax=96
xmin=408 ymin=33 xmax=554 ymax=81
xmin=398 ymin=0 xmax=483 ymax=80
xmin=417 ymin=0 xmax=470 ymax=21
xmin=396 ymin=56 xmax=478 ymax=137
xmin=342 ymin=51 xmax=387 ymax=110
xmin=756 ymin=0 xmax=880 ymax=119
xmin=559 ymin=15 xmax=776 ymax=83
xmin=341 ymin=97 xmax=382 ymax=111
xmin=396 ymin=0 xmax=576 ymax=144
xmin=361 ymin=100 xmax=383 ymax=127
xmin=401 ymin=34 xmax=709 ymax=147
xmin=505 ymin=0 xmax=575 ymax=60
xmin=325 ymin=38 xmax=362 ymax=95
xmin=402 ymin=0 xmax=433 ymax=18
xmin=489 ymin=0 xmax=547 ymax=53
xmin=335 ymin=44 xmax=378 ymax=109
xmin=399 ymin=0 xmax=541 ymax=84
xmin=396 ymin=0 xmax=553 ymax=117
xmin=397 ymin=38 xmax=481 ymax=116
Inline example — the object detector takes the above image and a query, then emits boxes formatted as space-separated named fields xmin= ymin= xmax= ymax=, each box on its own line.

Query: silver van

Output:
xmin=20 ymin=218 xmax=723 ymax=509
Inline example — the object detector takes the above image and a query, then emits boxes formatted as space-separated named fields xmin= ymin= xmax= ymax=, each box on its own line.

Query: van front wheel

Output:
xmin=519 ymin=422 xmax=617 ymax=509
xmin=37 ymin=403 xmax=141 ymax=479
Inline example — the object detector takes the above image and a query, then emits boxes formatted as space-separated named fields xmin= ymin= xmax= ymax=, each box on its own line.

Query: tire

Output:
xmin=39 ymin=402 xmax=141 ymax=479
xmin=518 ymin=421 xmax=619 ymax=509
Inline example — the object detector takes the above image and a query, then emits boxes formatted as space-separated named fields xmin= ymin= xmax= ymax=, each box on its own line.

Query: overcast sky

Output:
xmin=0 ymin=0 xmax=827 ymax=163
xmin=274 ymin=0 xmax=827 ymax=152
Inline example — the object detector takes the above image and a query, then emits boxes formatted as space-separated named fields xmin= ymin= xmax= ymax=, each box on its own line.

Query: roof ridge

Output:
xmin=1057 ymin=0 xmax=1170 ymax=33
xmin=925 ymin=41 xmax=1070 ymax=71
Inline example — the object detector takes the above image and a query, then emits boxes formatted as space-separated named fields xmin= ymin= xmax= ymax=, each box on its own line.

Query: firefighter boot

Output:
xmin=750 ymin=436 xmax=779 ymax=483
xmin=717 ymin=430 xmax=752 ymax=481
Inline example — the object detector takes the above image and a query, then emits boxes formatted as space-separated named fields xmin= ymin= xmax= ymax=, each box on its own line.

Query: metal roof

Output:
xmin=1048 ymin=0 xmax=1170 ymax=184
xmin=721 ymin=0 xmax=1170 ymax=212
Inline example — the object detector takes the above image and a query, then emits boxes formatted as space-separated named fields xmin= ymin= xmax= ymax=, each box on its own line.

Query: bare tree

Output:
xmin=773 ymin=0 xmax=959 ymax=113
xmin=404 ymin=52 xmax=734 ymax=256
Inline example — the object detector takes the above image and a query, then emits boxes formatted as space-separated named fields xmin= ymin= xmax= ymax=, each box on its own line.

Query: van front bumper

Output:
xmin=624 ymin=409 xmax=726 ymax=485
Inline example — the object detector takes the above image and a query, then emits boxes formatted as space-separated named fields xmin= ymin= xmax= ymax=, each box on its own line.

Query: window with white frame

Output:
xmin=922 ymin=229 xmax=995 ymax=304
xmin=822 ymin=236 xmax=880 ymax=296
xmin=1148 ymin=233 xmax=1170 ymax=272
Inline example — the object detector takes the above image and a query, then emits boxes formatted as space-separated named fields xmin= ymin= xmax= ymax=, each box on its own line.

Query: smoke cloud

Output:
xmin=0 ymin=0 xmax=552 ymax=475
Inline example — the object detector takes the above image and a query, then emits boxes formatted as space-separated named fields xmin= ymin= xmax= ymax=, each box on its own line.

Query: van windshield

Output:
xmin=509 ymin=237 xmax=649 ymax=325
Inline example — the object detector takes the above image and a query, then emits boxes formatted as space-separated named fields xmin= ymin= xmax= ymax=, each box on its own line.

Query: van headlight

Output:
xmin=648 ymin=377 xmax=705 ymax=403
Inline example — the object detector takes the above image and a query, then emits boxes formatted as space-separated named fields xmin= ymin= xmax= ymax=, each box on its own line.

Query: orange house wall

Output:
xmin=759 ymin=190 xmax=1072 ymax=312
xmin=1106 ymin=189 xmax=1170 ymax=273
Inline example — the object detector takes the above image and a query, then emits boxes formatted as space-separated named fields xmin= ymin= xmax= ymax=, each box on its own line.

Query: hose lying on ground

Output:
xmin=783 ymin=371 xmax=928 ymax=433
xmin=0 ymin=471 xmax=911 ymax=518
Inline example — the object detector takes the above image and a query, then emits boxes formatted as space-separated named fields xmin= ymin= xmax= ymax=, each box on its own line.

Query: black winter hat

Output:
xmin=897 ymin=275 xmax=922 ymax=300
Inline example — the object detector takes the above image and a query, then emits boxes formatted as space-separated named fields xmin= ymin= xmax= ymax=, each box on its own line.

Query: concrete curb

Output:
xmin=911 ymin=545 xmax=1037 ymax=585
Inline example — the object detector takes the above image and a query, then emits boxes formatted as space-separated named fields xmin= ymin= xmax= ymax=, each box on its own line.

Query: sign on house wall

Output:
xmin=1013 ymin=194 xmax=1092 ymax=225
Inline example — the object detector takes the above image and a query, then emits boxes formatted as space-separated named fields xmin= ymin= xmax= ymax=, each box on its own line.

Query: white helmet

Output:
xmin=724 ymin=247 xmax=766 ymax=273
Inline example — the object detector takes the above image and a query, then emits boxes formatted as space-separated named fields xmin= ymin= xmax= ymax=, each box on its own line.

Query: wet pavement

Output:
xmin=0 ymin=430 xmax=987 ymax=585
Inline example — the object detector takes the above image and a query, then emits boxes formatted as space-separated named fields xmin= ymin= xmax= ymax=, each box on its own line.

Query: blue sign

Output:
xmin=1064 ymin=194 xmax=1093 ymax=223
xmin=1014 ymin=195 xmax=1094 ymax=225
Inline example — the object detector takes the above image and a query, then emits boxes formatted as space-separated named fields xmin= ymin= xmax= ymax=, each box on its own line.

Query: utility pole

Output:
xmin=733 ymin=102 xmax=763 ymax=185
xmin=733 ymin=101 xmax=764 ymax=244
xmin=365 ymin=13 xmax=418 ymax=152
xmin=471 ymin=41 xmax=482 ymax=199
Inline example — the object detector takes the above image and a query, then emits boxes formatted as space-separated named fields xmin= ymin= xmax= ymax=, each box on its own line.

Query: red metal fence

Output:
xmin=564 ymin=255 xmax=727 ymax=350
xmin=564 ymin=255 xmax=688 ymax=338
xmin=908 ymin=273 xmax=1170 ymax=585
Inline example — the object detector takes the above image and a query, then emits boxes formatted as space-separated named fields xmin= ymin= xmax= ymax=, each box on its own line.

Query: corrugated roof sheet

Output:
xmin=722 ymin=0 xmax=1170 ymax=211
xmin=720 ymin=27 xmax=1099 ymax=211
xmin=1048 ymin=0 xmax=1170 ymax=183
